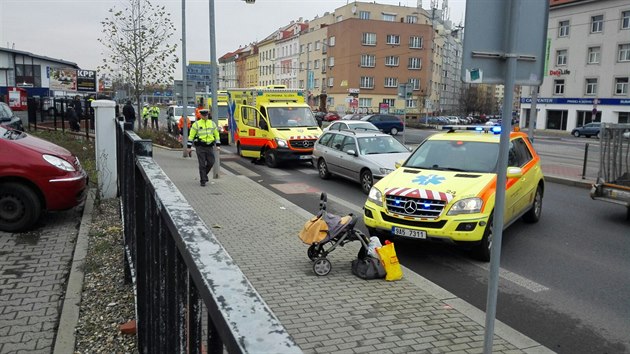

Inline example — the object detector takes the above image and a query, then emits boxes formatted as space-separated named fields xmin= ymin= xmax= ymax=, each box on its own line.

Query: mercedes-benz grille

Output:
xmin=385 ymin=194 xmax=447 ymax=218
xmin=289 ymin=139 xmax=315 ymax=149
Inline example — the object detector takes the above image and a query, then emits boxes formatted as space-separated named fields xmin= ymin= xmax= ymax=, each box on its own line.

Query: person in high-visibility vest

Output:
xmin=150 ymin=104 xmax=160 ymax=130
xmin=194 ymin=103 xmax=204 ymax=120
xmin=187 ymin=109 xmax=220 ymax=186
xmin=142 ymin=103 xmax=149 ymax=129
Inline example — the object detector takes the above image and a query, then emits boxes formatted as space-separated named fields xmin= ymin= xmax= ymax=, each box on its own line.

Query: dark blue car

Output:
xmin=361 ymin=114 xmax=404 ymax=135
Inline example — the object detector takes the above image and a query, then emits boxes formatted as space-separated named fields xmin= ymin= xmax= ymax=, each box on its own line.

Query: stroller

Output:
xmin=299 ymin=193 xmax=370 ymax=276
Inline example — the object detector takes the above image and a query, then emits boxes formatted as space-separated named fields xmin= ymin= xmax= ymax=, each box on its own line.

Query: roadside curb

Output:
xmin=53 ymin=190 xmax=95 ymax=354
xmin=545 ymin=175 xmax=593 ymax=189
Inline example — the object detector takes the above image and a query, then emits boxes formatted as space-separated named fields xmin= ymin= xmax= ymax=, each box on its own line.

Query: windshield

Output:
xmin=357 ymin=135 xmax=408 ymax=155
xmin=350 ymin=122 xmax=379 ymax=131
xmin=268 ymin=107 xmax=318 ymax=128
xmin=217 ymin=106 xmax=229 ymax=118
xmin=405 ymin=140 xmax=499 ymax=173
xmin=0 ymin=126 xmax=24 ymax=140
xmin=174 ymin=107 xmax=196 ymax=116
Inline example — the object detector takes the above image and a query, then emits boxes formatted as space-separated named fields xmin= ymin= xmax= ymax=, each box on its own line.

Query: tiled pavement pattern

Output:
xmin=154 ymin=148 xmax=545 ymax=354
xmin=0 ymin=208 xmax=81 ymax=354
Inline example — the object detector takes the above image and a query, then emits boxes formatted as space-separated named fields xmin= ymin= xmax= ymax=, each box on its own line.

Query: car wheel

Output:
xmin=318 ymin=158 xmax=331 ymax=179
xmin=264 ymin=149 xmax=278 ymax=168
xmin=0 ymin=183 xmax=41 ymax=233
xmin=390 ymin=127 xmax=399 ymax=135
xmin=236 ymin=142 xmax=242 ymax=157
xmin=474 ymin=216 xmax=493 ymax=262
xmin=573 ymin=131 xmax=580 ymax=137
xmin=595 ymin=132 xmax=600 ymax=139
xmin=360 ymin=169 xmax=373 ymax=194
xmin=522 ymin=185 xmax=543 ymax=223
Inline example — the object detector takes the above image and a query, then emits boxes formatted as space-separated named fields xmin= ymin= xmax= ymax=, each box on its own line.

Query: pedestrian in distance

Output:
xmin=187 ymin=109 xmax=220 ymax=187
xmin=122 ymin=100 xmax=136 ymax=130
xmin=142 ymin=103 xmax=149 ymax=129
xmin=72 ymin=95 xmax=83 ymax=121
xmin=66 ymin=106 xmax=81 ymax=132
xmin=150 ymin=103 xmax=160 ymax=130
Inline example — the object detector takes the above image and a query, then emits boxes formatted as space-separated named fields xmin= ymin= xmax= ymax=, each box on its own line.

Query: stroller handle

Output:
xmin=319 ymin=192 xmax=327 ymax=211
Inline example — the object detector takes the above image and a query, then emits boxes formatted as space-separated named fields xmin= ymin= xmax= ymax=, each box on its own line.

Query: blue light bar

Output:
xmin=442 ymin=125 xmax=501 ymax=133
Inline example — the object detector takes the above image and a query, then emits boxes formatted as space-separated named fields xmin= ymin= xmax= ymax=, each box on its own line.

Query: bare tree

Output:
xmin=98 ymin=0 xmax=178 ymax=128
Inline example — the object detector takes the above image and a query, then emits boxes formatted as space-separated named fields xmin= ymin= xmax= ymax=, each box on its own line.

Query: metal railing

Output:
xmin=115 ymin=120 xmax=301 ymax=353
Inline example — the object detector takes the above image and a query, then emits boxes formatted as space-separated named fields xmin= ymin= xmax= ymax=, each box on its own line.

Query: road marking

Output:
xmin=222 ymin=161 xmax=260 ymax=177
xmin=265 ymin=168 xmax=291 ymax=176
xmin=297 ymin=168 xmax=318 ymax=175
xmin=468 ymin=261 xmax=550 ymax=293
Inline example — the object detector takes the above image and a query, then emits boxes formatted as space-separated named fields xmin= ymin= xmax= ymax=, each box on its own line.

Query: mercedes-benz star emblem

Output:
xmin=403 ymin=200 xmax=418 ymax=214
xmin=303 ymin=141 xmax=311 ymax=147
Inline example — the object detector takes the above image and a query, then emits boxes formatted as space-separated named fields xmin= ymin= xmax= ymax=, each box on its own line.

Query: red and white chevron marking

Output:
xmin=289 ymin=136 xmax=318 ymax=140
xmin=384 ymin=187 xmax=453 ymax=202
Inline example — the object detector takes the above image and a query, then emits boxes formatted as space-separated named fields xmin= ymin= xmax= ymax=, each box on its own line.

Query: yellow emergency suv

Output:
xmin=196 ymin=91 xmax=230 ymax=145
xmin=363 ymin=126 xmax=544 ymax=261
xmin=227 ymin=86 xmax=322 ymax=167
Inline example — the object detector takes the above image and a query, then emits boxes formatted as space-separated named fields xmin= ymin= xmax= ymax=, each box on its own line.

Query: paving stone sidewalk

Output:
xmin=0 ymin=208 xmax=82 ymax=354
xmin=153 ymin=148 xmax=552 ymax=354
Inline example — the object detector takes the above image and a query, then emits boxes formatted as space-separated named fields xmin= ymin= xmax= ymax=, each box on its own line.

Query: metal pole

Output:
xmin=181 ymin=0 xmax=189 ymax=158
xmin=483 ymin=0 xmax=521 ymax=352
xmin=582 ymin=143 xmax=589 ymax=179
xmin=528 ymin=86 xmax=538 ymax=143
xmin=209 ymin=0 xmax=221 ymax=178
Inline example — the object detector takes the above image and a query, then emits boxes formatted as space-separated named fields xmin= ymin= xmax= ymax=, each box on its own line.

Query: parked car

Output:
xmin=341 ymin=113 xmax=366 ymax=120
xmin=313 ymin=130 xmax=412 ymax=194
xmin=361 ymin=114 xmax=404 ymax=135
xmin=571 ymin=122 xmax=601 ymax=138
xmin=0 ymin=102 xmax=24 ymax=131
xmin=324 ymin=112 xmax=341 ymax=122
xmin=166 ymin=105 xmax=196 ymax=134
xmin=0 ymin=126 xmax=88 ymax=232
xmin=324 ymin=120 xmax=379 ymax=132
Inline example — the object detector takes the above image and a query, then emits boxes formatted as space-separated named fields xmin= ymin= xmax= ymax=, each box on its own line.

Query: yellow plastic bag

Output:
xmin=376 ymin=242 xmax=403 ymax=281
xmin=298 ymin=216 xmax=328 ymax=244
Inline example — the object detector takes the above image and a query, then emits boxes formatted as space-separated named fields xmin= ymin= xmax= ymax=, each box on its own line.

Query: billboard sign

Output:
xmin=77 ymin=70 xmax=97 ymax=92
xmin=49 ymin=68 xmax=77 ymax=91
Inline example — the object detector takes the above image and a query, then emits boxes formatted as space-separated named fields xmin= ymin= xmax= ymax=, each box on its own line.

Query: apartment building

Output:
xmin=297 ymin=12 xmax=335 ymax=108
xmin=218 ymin=52 xmax=237 ymax=89
xmin=275 ymin=22 xmax=308 ymax=89
xmin=258 ymin=33 xmax=276 ymax=87
xmin=520 ymin=0 xmax=630 ymax=130
xmin=245 ymin=46 xmax=259 ymax=87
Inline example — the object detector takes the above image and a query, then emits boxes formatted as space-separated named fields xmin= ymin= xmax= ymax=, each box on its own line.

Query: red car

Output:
xmin=324 ymin=112 xmax=341 ymax=122
xmin=0 ymin=126 xmax=87 ymax=232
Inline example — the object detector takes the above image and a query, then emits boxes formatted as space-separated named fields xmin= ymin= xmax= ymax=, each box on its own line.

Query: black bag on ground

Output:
xmin=351 ymin=256 xmax=386 ymax=280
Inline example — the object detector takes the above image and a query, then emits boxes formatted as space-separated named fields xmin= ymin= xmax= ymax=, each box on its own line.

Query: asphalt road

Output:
xmin=217 ymin=133 xmax=630 ymax=354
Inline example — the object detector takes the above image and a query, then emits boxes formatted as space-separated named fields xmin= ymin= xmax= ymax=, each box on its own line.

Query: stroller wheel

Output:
xmin=307 ymin=244 xmax=320 ymax=261
xmin=313 ymin=258 xmax=332 ymax=276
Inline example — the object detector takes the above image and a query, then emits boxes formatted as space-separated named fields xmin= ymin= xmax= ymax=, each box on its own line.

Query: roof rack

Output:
xmin=442 ymin=125 xmax=502 ymax=134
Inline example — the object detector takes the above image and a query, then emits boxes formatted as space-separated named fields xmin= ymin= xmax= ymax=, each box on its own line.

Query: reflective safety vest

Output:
xmin=188 ymin=118 xmax=220 ymax=147
xmin=142 ymin=107 xmax=149 ymax=120
xmin=150 ymin=106 xmax=160 ymax=118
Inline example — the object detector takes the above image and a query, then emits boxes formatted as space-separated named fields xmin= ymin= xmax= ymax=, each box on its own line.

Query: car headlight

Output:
xmin=379 ymin=168 xmax=394 ymax=175
xmin=368 ymin=187 xmax=383 ymax=207
xmin=447 ymin=197 xmax=483 ymax=215
xmin=275 ymin=138 xmax=288 ymax=148
xmin=43 ymin=154 xmax=76 ymax=172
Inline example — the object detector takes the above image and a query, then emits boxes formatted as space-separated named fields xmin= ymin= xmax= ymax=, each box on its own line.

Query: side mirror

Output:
xmin=347 ymin=149 xmax=357 ymax=156
xmin=507 ymin=166 xmax=523 ymax=179
xmin=395 ymin=160 xmax=403 ymax=169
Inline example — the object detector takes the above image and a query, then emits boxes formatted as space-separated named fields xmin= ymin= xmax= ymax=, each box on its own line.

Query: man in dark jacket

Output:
xmin=122 ymin=100 xmax=136 ymax=130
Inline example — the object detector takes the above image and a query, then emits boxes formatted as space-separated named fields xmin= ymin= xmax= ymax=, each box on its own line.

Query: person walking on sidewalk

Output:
xmin=142 ymin=103 xmax=149 ymax=129
xmin=122 ymin=100 xmax=136 ymax=130
xmin=150 ymin=104 xmax=160 ymax=130
xmin=187 ymin=109 xmax=220 ymax=186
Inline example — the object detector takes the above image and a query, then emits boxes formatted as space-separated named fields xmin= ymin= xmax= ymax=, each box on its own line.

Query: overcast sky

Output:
xmin=0 ymin=0 xmax=466 ymax=79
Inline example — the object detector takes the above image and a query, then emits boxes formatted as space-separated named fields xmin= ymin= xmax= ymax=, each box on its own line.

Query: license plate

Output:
xmin=392 ymin=227 xmax=426 ymax=239
xmin=299 ymin=155 xmax=311 ymax=160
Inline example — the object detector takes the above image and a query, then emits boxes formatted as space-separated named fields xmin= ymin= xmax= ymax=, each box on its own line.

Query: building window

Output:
xmin=619 ymin=43 xmax=630 ymax=62
xmin=382 ymin=13 xmax=396 ymax=22
xmin=385 ymin=56 xmax=399 ymax=67
xmin=383 ymin=98 xmax=395 ymax=107
xmin=328 ymin=77 xmax=334 ymax=87
xmin=360 ymin=76 xmax=374 ymax=89
xmin=362 ymin=32 xmax=376 ymax=45
xmin=622 ymin=10 xmax=630 ymax=30
xmin=409 ymin=78 xmax=420 ymax=90
xmin=615 ymin=77 xmax=629 ymax=95
xmin=554 ymin=79 xmax=565 ymax=95
xmin=329 ymin=36 xmax=335 ymax=46
xmin=408 ymin=57 xmax=422 ymax=69
xmin=314 ymin=59 xmax=320 ymax=69
xmin=591 ymin=15 xmax=603 ymax=33
xmin=359 ymin=11 xmax=370 ymax=20
xmin=336 ymin=15 xmax=343 ymax=22
xmin=386 ymin=35 xmax=400 ymax=45
xmin=360 ymin=54 xmax=375 ymax=67
xmin=314 ymin=79 xmax=320 ymax=88
xmin=315 ymin=41 xmax=321 ymax=50
xmin=556 ymin=49 xmax=567 ymax=66
xmin=329 ymin=57 xmax=335 ymax=67
xmin=619 ymin=112 xmax=630 ymax=124
xmin=587 ymin=46 xmax=600 ymax=64
xmin=558 ymin=20 xmax=570 ymax=37
xmin=384 ymin=77 xmax=398 ymax=88
xmin=406 ymin=99 xmax=417 ymax=108
xmin=406 ymin=15 xmax=418 ymax=24
xmin=359 ymin=98 xmax=372 ymax=108
xmin=585 ymin=78 xmax=598 ymax=95
xmin=409 ymin=36 xmax=423 ymax=49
